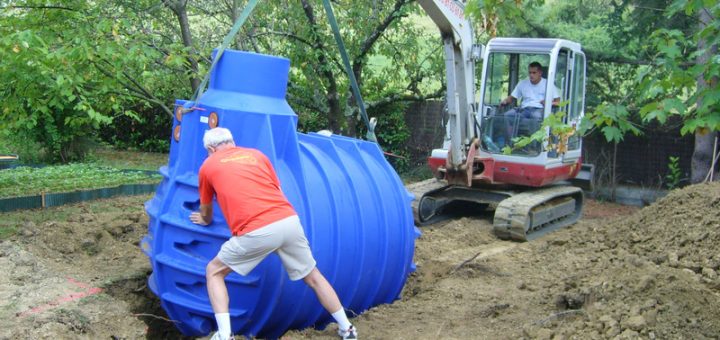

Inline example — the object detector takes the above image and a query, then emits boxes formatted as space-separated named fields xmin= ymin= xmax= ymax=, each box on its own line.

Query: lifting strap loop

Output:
xmin=189 ymin=0 xmax=261 ymax=107
xmin=321 ymin=0 xmax=378 ymax=143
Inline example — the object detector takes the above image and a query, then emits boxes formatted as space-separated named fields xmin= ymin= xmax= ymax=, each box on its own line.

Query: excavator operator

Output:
xmin=500 ymin=61 xmax=560 ymax=117
xmin=498 ymin=61 xmax=560 ymax=145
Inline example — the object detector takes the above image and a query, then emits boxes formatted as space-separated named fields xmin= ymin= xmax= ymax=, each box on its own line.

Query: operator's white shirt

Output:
xmin=511 ymin=78 xmax=559 ymax=108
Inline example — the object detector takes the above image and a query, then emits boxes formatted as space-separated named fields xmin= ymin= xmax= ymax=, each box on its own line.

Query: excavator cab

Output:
xmin=477 ymin=39 xmax=586 ymax=163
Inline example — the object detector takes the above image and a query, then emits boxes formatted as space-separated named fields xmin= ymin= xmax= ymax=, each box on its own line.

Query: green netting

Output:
xmin=0 ymin=183 xmax=158 ymax=212
xmin=0 ymin=195 xmax=42 ymax=212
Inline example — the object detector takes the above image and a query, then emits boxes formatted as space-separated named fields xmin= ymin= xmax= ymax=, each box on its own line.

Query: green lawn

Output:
xmin=87 ymin=147 xmax=168 ymax=171
xmin=0 ymin=163 xmax=162 ymax=199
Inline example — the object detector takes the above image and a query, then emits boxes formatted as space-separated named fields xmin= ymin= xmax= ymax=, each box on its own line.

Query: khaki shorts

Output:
xmin=217 ymin=215 xmax=316 ymax=281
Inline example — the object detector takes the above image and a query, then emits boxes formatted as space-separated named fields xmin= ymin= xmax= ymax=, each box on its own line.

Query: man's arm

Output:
xmin=503 ymin=81 xmax=524 ymax=106
xmin=190 ymin=204 xmax=213 ymax=225
xmin=541 ymin=97 xmax=561 ymax=106
xmin=549 ymin=82 xmax=561 ymax=106
xmin=501 ymin=95 xmax=516 ymax=106
xmin=193 ymin=166 xmax=214 ymax=226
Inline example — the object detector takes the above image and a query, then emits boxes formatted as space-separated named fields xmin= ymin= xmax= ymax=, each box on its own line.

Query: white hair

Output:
xmin=203 ymin=127 xmax=234 ymax=149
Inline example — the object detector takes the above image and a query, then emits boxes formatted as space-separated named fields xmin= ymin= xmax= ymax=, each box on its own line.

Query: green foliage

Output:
xmin=635 ymin=1 xmax=720 ymax=135
xmin=0 ymin=164 xmax=161 ymax=198
xmin=99 ymin=108 xmax=172 ymax=153
xmin=503 ymin=102 xmax=644 ymax=156
xmin=399 ymin=164 xmax=433 ymax=184
xmin=297 ymin=109 xmax=330 ymax=134
xmin=0 ymin=1 xmax=189 ymax=162
xmin=0 ymin=1 xmax=442 ymax=162
xmin=665 ymin=156 xmax=682 ymax=189
xmin=370 ymin=102 xmax=412 ymax=171
xmin=0 ymin=133 xmax=44 ymax=164
xmin=581 ymin=103 xmax=643 ymax=143
xmin=466 ymin=0 xmax=527 ymax=36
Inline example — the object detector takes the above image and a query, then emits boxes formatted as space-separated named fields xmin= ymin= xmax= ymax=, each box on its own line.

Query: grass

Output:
xmin=87 ymin=147 xmax=168 ymax=171
xmin=399 ymin=164 xmax=434 ymax=184
xmin=0 ymin=163 xmax=162 ymax=199
xmin=0 ymin=147 xmax=165 ymax=239
xmin=0 ymin=193 xmax=152 ymax=241
xmin=0 ymin=224 xmax=17 ymax=239
xmin=0 ymin=146 xmax=167 ymax=199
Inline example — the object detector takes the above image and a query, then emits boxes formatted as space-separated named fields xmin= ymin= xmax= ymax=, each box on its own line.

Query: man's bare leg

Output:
xmin=302 ymin=267 xmax=342 ymax=312
xmin=303 ymin=267 xmax=354 ymax=335
xmin=207 ymin=257 xmax=233 ymax=339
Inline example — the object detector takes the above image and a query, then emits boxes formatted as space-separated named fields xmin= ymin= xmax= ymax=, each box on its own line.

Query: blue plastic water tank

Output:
xmin=142 ymin=50 xmax=419 ymax=339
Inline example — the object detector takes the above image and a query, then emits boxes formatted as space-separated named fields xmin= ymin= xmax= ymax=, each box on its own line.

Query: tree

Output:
xmin=691 ymin=4 xmax=718 ymax=182
xmin=163 ymin=0 xmax=201 ymax=93
xmin=274 ymin=0 xmax=444 ymax=135
xmin=637 ymin=1 xmax=719 ymax=182
xmin=0 ymin=0 xmax=191 ymax=162
xmin=158 ymin=0 xmax=446 ymax=140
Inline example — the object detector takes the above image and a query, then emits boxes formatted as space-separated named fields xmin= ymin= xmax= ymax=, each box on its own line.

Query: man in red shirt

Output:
xmin=190 ymin=127 xmax=358 ymax=340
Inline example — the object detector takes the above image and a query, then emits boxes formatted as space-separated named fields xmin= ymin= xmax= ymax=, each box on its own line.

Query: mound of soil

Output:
xmin=0 ymin=182 xmax=718 ymax=339
xmin=0 ymin=196 xmax=187 ymax=339
xmin=290 ymin=182 xmax=720 ymax=339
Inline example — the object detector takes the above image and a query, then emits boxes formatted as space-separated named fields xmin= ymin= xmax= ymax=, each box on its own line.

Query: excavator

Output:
xmin=415 ymin=0 xmax=593 ymax=241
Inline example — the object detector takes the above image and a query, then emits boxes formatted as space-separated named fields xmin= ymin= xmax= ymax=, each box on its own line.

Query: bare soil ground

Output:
xmin=1 ymin=181 xmax=719 ymax=340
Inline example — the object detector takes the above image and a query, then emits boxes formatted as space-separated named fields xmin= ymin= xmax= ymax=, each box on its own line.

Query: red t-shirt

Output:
xmin=198 ymin=147 xmax=296 ymax=236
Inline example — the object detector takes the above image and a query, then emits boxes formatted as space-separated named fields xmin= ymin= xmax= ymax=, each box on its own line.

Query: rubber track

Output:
xmin=493 ymin=185 xmax=583 ymax=241
xmin=408 ymin=179 xmax=449 ymax=225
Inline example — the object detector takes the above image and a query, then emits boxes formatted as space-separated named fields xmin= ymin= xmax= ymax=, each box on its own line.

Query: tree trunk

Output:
xmin=345 ymin=0 xmax=411 ymax=138
xmin=691 ymin=7 xmax=718 ymax=183
xmin=345 ymin=68 xmax=361 ymax=138
xmin=164 ymin=0 xmax=200 ymax=93
xmin=300 ymin=0 xmax=343 ymax=133
xmin=692 ymin=132 xmax=718 ymax=183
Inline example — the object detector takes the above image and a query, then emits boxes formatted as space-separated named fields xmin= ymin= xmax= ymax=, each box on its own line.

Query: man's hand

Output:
xmin=190 ymin=211 xmax=209 ymax=226
xmin=500 ymin=96 xmax=514 ymax=107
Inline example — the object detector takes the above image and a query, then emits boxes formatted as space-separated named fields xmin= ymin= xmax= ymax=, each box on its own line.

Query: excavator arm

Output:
xmin=417 ymin=0 xmax=482 ymax=170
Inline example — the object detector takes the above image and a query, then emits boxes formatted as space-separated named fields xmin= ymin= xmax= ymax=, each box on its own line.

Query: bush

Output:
xmin=99 ymin=108 xmax=172 ymax=153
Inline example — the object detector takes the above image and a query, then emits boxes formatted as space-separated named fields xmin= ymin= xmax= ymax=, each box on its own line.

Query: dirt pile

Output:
xmin=606 ymin=182 xmax=720 ymax=273
xmin=291 ymin=182 xmax=720 ymax=339
xmin=519 ymin=182 xmax=720 ymax=339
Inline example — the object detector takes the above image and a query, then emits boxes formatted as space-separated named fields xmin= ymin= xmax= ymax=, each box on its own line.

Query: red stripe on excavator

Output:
xmin=491 ymin=160 xmax=581 ymax=187
xmin=428 ymin=156 xmax=582 ymax=187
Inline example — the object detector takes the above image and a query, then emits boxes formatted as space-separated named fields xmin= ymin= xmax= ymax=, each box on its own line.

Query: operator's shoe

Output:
xmin=209 ymin=332 xmax=235 ymax=340
xmin=338 ymin=325 xmax=358 ymax=340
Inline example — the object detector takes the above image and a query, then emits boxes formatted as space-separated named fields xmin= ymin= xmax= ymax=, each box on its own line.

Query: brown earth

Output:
xmin=1 ymin=182 xmax=719 ymax=340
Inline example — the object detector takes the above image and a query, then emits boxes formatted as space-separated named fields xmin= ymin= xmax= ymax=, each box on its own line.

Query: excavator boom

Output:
xmin=417 ymin=0 xmax=481 ymax=169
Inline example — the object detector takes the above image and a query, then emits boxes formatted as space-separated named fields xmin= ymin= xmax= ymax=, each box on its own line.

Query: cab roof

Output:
xmin=487 ymin=38 xmax=583 ymax=53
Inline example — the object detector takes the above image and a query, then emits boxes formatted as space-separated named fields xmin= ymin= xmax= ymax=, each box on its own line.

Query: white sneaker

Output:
xmin=210 ymin=332 xmax=235 ymax=340
xmin=337 ymin=325 xmax=358 ymax=340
